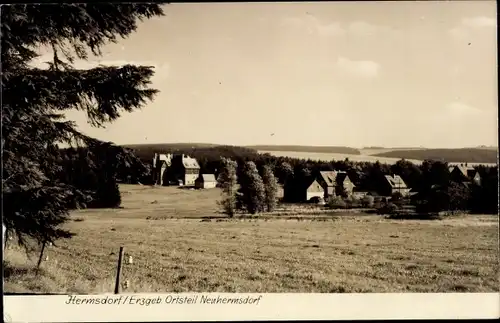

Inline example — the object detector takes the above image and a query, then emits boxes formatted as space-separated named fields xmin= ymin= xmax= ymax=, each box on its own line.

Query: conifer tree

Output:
xmin=216 ymin=157 xmax=238 ymax=217
xmin=1 ymin=4 xmax=164 ymax=248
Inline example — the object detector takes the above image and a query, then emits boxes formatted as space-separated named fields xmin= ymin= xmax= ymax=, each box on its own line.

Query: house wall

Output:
xmin=339 ymin=178 xmax=355 ymax=196
xmin=160 ymin=165 xmax=167 ymax=186
xmin=473 ymin=173 xmax=481 ymax=185
xmin=184 ymin=170 xmax=198 ymax=186
xmin=306 ymin=181 xmax=324 ymax=201
xmin=202 ymin=181 xmax=217 ymax=189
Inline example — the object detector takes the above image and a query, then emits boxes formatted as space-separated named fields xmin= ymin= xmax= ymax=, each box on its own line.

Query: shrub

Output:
xmin=361 ymin=195 xmax=375 ymax=208
xmin=377 ymin=202 xmax=398 ymax=215
xmin=327 ymin=196 xmax=347 ymax=209
xmin=344 ymin=195 xmax=361 ymax=208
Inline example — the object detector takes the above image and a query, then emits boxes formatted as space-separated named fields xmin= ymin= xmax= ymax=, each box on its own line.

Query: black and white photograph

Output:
xmin=2 ymin=0 xmax=498 ymax=314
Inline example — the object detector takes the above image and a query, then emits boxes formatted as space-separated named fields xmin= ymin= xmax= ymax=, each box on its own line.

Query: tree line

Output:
xmin=129 ymin=145 xmax=498 ymax=215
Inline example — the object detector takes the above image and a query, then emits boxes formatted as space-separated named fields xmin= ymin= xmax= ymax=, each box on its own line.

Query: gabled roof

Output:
xmin=451 ymin=164 xmax=476 ymax=178
xmin=318 ymin=171 xmax=346 ymax=187
xmin=307 ymin=179 xmax=323 ymax=191
xmin=384 ymin=175 xmax=408 ymax=189
xmin=153 ymin=153 xmax=172 ymax=167
xmin=182 ymin=155 xmax=200 ymax=169
xmin=198 ymin=174 xmax=216 ymax=182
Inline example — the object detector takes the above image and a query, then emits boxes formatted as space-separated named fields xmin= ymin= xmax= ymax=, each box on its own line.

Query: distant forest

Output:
xmin=374 ymin=148 xmax=498 ymax=164
xmin=246 ymin=145 xmax=361 ymax=155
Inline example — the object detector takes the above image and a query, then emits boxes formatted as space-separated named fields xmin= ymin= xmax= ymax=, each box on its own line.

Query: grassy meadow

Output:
xmin=3 ymin=184 xmax=499 ymax=294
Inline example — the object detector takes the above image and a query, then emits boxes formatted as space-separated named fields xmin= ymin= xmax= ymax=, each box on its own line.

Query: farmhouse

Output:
xmin=379 ymin=175 xmax=412 ymax=197
xmin=152 ymin=153 xmax=173 ymax=186
xmin=168 ymin=154 xmax=200 ymax=186
xmin=316 ymin=171 xmax=355 ymax=198
xmin=449 ymin=164 xmax=481 ymax=185
xmin=195 ymin=174 xmax=217 ymax=189
xmin=151 ymin=153 xmax=201 ymax=186
xmin=304 ymin=179 xmax=324 ymax=201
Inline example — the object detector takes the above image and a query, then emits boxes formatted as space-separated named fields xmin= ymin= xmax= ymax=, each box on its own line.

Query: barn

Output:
xmin=195 ymin=174 xmax=217 ymax=189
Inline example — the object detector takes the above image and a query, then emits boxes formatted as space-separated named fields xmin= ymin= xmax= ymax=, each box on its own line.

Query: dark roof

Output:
xmin=451 ymin=164 xmax=475 ymax=178
xmin=318 ymin=171 xmax=346 ymax=187
xmin=335 ymin=172 xmax=348 ymax=184
xmin=384 ymin=175 xmax=408 ymax=189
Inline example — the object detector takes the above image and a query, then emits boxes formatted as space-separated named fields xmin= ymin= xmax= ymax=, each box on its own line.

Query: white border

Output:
xmin=3 ymin=293 xmax=500 ymax=322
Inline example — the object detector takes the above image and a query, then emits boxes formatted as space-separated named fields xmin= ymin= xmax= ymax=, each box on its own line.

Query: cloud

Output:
xmin=449 ymin=16 xmax=496 ymax=39
xmin=281 ymin=15 xmax=345 ymax=36
xmin=316 ymin=22 xmax=345 ymax=36
xmin=347 ymin=21 xmax=393 ymax=36
xmin=462 ymin=16 xmax=496 ymax=28
xmin=445 ymin=102 xmax=482 ymax=116
xmin=335 ymin=57 xmax=380 ymax=79
xmin=282 ymin=16 xmax=398 ymax=39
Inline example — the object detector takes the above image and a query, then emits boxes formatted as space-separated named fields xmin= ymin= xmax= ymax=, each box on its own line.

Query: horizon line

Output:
xmin=121 ymin=142 xmax=498 ymax=150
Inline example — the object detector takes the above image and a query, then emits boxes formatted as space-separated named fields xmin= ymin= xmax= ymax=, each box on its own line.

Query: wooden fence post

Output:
xmin=114 ymin=246 xmax=124 ymax=294
xmin=36 ymin=241 xmax=47 ymax=271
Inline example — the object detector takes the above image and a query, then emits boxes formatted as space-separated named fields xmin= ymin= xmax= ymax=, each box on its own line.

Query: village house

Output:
xmin=195 ymin=174 xmax=217 ymax=189
xmin=315 ymin=171 xmax=356 ymax=199
xmin=378 ymin=175 xmax=412 ymax=197
xmin=168 ymin=154 xmax=200 ymax=186
xmin=449 ymin=164 xmax=481 ymax=186
xmin=288 ymin=171 xmax=356 ymax=202
xmin=151 ymin=153 xmax=200 ymax=186
xmin=151 ymin=153 xmax=173 ymax=186
xmin=303 ymin=179 xmax=325 ymax=201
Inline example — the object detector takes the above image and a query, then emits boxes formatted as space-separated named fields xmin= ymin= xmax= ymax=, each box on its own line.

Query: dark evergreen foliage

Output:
xmin=2 ymin=4 xmax=164 ymax=247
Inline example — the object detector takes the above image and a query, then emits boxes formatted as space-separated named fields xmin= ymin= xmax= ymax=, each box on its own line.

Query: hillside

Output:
xmin=123 ymin=143 xmax=260 ymax=163
xmin=124 ymin=143 xmax=219 ymax=151
xmin=373 ymin=148 xmax=498 ymax=164
xmin=246 ymin=145 xmax=361 ymax=155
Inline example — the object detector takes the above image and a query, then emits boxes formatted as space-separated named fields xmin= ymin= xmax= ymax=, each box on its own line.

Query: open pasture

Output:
xmin=3 ymin=185 xmax=498 ymax=294
xmin=259 ymin=149 xmax=497 ymax=166
xmin=258 ymin=150 xmax=423 ymax=164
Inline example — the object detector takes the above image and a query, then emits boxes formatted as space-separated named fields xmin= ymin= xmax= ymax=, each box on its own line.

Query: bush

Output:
xmin=309 ymin=196 xmax=325 ymax=204
xmin=377 ymin=202 xmax=398 ymax=215
xmin=344 ymin=195 xmax=361 ymax=208
xmin=327 ymin=196 xmax=346 ymax=209
xmin=361 ymin=195 xmax=375 ymax=208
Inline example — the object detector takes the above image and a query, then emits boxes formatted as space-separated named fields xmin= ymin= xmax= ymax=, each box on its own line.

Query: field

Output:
xmin=259 ymin=149 xmax=497 ymax=166
xmin=3 ymin=185 xmax=499 ymax=294
xmin=258 ymin=150 xmax=424 ymax=164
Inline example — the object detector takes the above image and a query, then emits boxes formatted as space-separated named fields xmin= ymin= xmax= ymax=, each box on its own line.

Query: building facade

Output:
xmin=152 ymin=153 xmax=173 ymax=186
xmin=316 ymin=171 xmax=355 ymax=199
xmin=195 ymin=174 xmax=217 ymax=189
xmin=379 ymin=175 xmax=412 ymax=197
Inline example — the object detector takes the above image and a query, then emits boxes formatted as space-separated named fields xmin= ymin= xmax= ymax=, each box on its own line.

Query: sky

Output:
xmin=33 ymin=1 xmax=498 ymax=148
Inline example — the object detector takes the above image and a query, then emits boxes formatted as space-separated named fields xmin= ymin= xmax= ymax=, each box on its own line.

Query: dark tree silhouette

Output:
xmin=2 ymin=4 xmax=164 ymax=248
